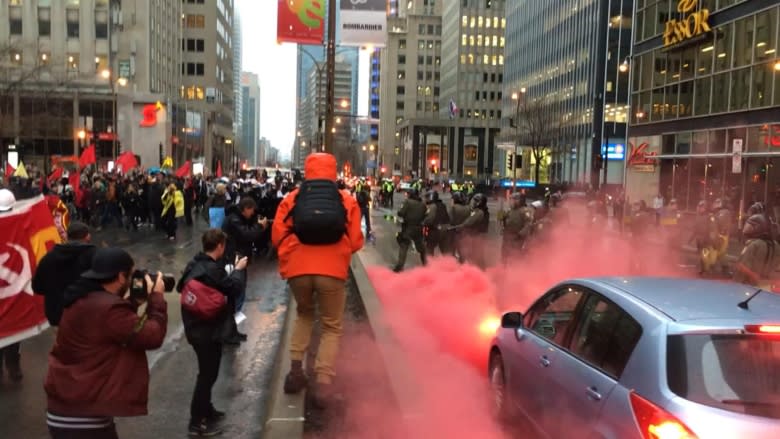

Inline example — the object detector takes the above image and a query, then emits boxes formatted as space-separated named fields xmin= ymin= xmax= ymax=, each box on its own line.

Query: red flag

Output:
xmin=48 ymin=167 xmax=63 ymax=183
xmin=175 ymin=160 xmax=191 ymax=178
xmin=5 ymin=163 xmax=14 ymax=182
xmin=216 ymin=160 xmax=223 ymax=178
xmin=78 ymin=145 xmax=96 ymax=169
xmin=277 ymin=0 xmax=325 ymax=44
xmin=69 ymin=171 xmax=82 ymax=207
xmin=0 ymin=196 xmax=61 ymax=345
xmin=115 ymin=151 xmax=139 ymax=173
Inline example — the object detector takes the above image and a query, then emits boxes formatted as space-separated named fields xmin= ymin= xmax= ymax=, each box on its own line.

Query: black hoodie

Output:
xmin=32 ymin=242 xmax=97 ymax=326
xmin=177 ymin=253 xmax=246 ymax=345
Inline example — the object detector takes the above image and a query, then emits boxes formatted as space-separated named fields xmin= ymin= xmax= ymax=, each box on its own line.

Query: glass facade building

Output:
xmin=627 ymin=0 xmax=780 ymax=212
xmin=503 ymin=0 xmax=632 ymax=186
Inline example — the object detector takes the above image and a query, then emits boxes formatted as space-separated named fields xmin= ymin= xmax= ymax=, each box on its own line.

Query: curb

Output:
xmin=349 ymin=251 xmax=424 ymax=428
xmin=261 ymin=296 xmax=305 ymax=439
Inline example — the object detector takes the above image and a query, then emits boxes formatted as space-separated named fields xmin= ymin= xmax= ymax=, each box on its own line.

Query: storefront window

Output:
xmin=680 ymin=47 xmax=695 ymax=81
xmin=653 ymin=53 xmax=667 ymax=87
xmin=730 ymin=67 xmax=751 ymax=111
xmin=689 ymin=157 xmax=708 ymax=206
xmin=728 ymin=127 xmax=747 ymax=153
xmin=674 ymin=159 xmax=691 ymax=210
xmin=697 ymin=43 xmax=714 ymax=76
xmin=714 ymin=23 xmax=733 ymax=72
xmin=679 ymin=81 xmax=693 ymax=117
xmin=664 ymin=84 xmax=678 ymax=119
xmin=651 ymin=87 xmax=664 ymax=121
xmin=754 ymin=8 xmax=777 ymax=64
xmin=747 ymin=125 xmax=770 ymax=153
xmin=640 ymin=52 xmax=653 ymax=90
xmin=774 ymin=63 xmax=780 ymax=105
xmin=662 ymin=133 xmax=676 ymax=154
xmin=751 ymin=62 xmax=773 ymax=108
xmin=710 ymin=130 xmax=727 ymax=153
xmin=733 ymin=16 xmax=755 ymax=68
xmin=692 ymin=131 xmax=708 ymax=154
xmin=677 ymin=132 xmax=692 ymax=155
xmin=694 ymin=77 xmax=711 ymax=115
xmin=667 ymin=52 xmax=681 ymax=84
xmin=711 ymin=73 xmax=730 ymax=113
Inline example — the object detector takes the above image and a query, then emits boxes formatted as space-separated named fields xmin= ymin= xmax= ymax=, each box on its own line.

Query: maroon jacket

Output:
xmin=45 ymin=285 xmax=167 ymax=417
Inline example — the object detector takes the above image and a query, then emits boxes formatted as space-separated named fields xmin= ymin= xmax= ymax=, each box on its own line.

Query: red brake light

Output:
xmin=630 ymin=392 xmax=698 ymax=439
xmin=745 ymin=324 xmax=780 ymax=334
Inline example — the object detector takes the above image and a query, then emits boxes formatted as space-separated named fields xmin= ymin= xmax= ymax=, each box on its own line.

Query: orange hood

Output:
xmin=304 ymin=153 xmax=338 ymax=181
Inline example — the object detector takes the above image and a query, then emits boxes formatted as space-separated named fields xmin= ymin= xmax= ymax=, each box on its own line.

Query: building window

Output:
xmin=397 ymin=101 xmax=405 ymax=110
xmin=186 ymin=14 xmax=205 ymax=28
xmin=398 ymin=55 xmax=406 ymax=64
xmin=95 ymin=9 xmax=108 ymax=39
xmin=186 ymin=39 xmax=205 ymax=52
xmin=186 ymin=62 xmax=204 ymax=76
xmin=38 ymin=7 xmax=51 ymax=36
xmin=67 ymin=54 xmax=78 ymax=70
xmin=397 ymin=86 xmax=405 ymax=94
xmin=9 ymin=6 xmax=22 ymax=35
xmin=66 ymin=8 xmax=79 ymax=38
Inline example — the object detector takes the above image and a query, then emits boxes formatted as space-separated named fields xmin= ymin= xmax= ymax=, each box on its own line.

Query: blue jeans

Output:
xmin=361 ymin=206 xmax=371 ymax=234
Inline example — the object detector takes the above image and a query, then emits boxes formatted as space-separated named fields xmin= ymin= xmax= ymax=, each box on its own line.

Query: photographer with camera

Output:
xmin=44 ymin=247 xmax=168 ymax=439
xmin=177 ymin=229 xmax=248 ymax=436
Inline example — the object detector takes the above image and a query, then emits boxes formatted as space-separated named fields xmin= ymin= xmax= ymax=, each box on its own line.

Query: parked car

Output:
xmin=489 ymin=277 xmax=780 ymax=438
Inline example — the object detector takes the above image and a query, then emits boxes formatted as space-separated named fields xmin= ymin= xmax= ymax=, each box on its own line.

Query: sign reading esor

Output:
xmin=663 ymin=0 xmax=711 ymax=48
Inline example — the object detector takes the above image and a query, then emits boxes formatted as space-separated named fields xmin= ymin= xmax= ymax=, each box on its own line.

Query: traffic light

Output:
xmin=507 ymin=153 xmax=513 ymax=170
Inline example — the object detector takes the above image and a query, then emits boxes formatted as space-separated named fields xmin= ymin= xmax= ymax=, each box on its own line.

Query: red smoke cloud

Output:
xmin=320 ymin=219 xmax=689 ymax=438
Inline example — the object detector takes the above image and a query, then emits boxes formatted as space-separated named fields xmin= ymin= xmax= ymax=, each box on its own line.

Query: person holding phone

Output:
xmin=177 ymin=229 xmax=248 ymax=436
xmin=221 ymin=197 xmax=267 ymax=343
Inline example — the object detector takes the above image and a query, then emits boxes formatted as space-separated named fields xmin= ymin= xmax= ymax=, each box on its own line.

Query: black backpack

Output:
xmin=433 ymin=202 xmax=450 ymax=226
xmin=287 ymin=179 xmax=347 ymax=245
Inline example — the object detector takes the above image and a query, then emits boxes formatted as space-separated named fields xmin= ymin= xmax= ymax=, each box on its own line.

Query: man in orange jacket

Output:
xmin=272 ymin=153 xmax=364 ymax=406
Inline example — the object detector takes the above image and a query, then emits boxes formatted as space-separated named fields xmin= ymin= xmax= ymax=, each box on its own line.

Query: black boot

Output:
xmin=283 ymin=360 xmax=308 ymax=394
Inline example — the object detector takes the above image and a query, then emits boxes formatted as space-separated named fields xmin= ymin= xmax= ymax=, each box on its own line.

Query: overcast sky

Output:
xmin=236 ymin=0 xmax=297 ymax=157
xmin=236 ymin=1 xmax=370 ymax=158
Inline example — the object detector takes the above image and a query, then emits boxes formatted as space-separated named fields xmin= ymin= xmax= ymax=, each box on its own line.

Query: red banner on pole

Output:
xmin=0 ymin=196 xmax=61 ymax=347
xmin=277 ymin=0 xmax=325 ymax=44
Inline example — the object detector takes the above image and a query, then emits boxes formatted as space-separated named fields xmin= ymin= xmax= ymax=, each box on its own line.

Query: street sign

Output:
xmin=732 ymin=138 xmax=743 ymax=174
xmin=497 ymin=142 xmax=515 ymax=151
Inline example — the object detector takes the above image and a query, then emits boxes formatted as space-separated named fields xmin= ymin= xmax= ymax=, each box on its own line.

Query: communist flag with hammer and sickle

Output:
xmin=0 ymin=196 xmax=61 ymax=346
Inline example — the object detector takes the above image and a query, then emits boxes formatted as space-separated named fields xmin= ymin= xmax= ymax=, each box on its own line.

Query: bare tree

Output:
xmin=513 ymin=95 xmax=563 ymax=184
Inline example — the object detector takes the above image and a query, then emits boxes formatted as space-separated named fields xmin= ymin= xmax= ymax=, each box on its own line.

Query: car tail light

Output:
xmin=630 ymin=392 xmax=698 ymax=439
xmin=745 ymin=324 xmax=780 ymax=335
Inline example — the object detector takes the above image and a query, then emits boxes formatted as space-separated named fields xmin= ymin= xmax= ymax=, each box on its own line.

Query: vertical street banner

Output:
xmin=277 ymin=0 xmax=326 ymax=44
xmin=0 ymin=196 xmax=61 ymax=348
xmin=340 ymin=0 xmax=388 ymax=47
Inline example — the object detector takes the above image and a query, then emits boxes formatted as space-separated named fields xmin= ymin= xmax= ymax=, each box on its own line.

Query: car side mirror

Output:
xmin=501 ymin=312 xmax=523 ymax=329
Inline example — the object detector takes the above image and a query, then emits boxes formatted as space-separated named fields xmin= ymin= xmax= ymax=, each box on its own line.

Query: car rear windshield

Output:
xmin=667 ymin=334 xmax=780 ymax=419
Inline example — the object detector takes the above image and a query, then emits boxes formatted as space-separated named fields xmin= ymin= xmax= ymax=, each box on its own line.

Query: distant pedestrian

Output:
xmin=272 ymin=153 xmax=364 ymax=407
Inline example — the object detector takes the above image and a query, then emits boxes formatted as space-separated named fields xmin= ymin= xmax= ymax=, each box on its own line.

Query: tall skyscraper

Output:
xmin=378 ymin=1 xmax=443 ymax=177
xmin=503 ymin=0 xmax=631 ymax=186
xmin=233 ymin=13 xmax=243 ymax=161
xmin=440 ymin=0 xmax=507 ymax=179
xmin=0 ymin=0 xmax=183 ymax=169
xmin=240 ymin=72 xmax=261 ymax=166
xmin=181 ymin=0 xmax=236 ymax=173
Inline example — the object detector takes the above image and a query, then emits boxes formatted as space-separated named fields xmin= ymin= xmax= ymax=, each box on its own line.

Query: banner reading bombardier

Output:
xmin=340 ymin=0 xmax=387 ymax=47
xmin=277 ymin=0 xmax=326 ymax=45
xmin=0 ymin=196 xmax=61 ymax=348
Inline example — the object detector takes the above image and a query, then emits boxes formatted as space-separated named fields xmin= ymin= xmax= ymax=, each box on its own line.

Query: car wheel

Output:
xmin=489 ymin=352 xmax=510 ymax=421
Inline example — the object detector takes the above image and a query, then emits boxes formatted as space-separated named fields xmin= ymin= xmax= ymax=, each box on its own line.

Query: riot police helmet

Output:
xmin=511 ymin=193 xmax=527 ymax=209
xmin=452 ymin=191 xmax=466 ymax=205
xmin=744 ymin=213 xmax=771 ymax=240
xmin=747 ymin=201 xmax=766 ymax=216
xmin=470 ymin=193 xmax=487 ymax=209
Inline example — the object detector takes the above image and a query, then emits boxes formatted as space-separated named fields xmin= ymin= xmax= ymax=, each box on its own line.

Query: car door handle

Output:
xmin=539 ymin=355 xmax=551 ymax=367
xmin=585 ymin=386 xmax=602 ymax=401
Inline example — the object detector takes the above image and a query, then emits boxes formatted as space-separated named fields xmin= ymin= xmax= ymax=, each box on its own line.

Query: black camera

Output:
xmin=129 ymin=270 xmax=176 ymax=301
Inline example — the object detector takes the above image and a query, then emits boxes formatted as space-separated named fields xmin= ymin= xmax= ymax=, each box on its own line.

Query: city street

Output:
xmin=0 ymin=222 xmax=289 ymax=439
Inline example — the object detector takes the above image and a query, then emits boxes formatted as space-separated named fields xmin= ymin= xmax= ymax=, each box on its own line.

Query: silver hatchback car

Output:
xmin=488 ymin=277 xmax=780 ymax=438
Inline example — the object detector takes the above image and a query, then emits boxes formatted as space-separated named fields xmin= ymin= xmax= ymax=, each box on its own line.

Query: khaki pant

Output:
xmin=288 ymin=275 xmax=346 ymax=385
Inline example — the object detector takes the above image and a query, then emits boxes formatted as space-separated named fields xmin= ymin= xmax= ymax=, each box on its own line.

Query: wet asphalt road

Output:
xmin=0 ymin=221 xmax=289 ymax=439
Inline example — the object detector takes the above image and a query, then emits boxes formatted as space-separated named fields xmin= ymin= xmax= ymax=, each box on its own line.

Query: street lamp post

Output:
xmin=510 ymin=88 xmax=526 ymax=193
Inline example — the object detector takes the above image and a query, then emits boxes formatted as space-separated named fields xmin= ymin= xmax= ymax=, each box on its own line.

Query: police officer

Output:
xmin=733 ymin=212 xmax=780 ymax=287
xmin=423 ymin=190 xmax=450 ymax=256
xmin=691 ymin=200 xmax=718 ymax=274
xmin=501 ymin=193 xmax=534 ymax=262
xmin=393 ymin=188 xmax=427 ymax=272
xmin=450 ymin=193 xmax=489 ymax=268
xmin=448 ymin=191 xmax=471 ymax=262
